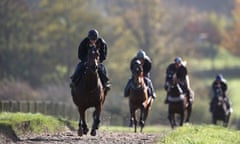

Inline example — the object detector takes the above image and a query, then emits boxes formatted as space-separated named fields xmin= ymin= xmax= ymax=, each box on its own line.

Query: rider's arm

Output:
xmin=186 ymin=75 xmax=191 ymax=89
xmin=98 ymin=38 xmax=107 ymax=63
xmin=78 ymin=38 xmax=88 ymax=61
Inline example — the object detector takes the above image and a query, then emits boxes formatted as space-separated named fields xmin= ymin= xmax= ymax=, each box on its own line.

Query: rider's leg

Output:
xmin=98 ymin=63 xmax=111 ymax=90
xmin=224 ymin=96 xmax=231 ymax=110
xmin=124 ymin=78 xmax=132 ymax=97
xmin=164 ymin=81 xmax=170 ymax=104
xmin=164 ymin=92 xmax=169 ymax=104
xmin=143 ymin=77 xmax=156 ymax=99
xmin=70 ymin=62 xmax=84 ymax=88
xmin=180 ymin=83 xmax=191 ymax=103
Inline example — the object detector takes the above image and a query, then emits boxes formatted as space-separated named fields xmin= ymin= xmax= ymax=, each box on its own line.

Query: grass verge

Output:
xmin=160 ymin=124 xmax=240 ymax=144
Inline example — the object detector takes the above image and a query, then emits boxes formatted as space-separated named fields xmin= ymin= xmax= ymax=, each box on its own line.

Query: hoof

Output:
xmin=90 ymin=129 xmax=97 ymax=136
xmin=83 ymin=127 xmax=89 ymax=135
xmin=78 ymin=128 xmax=83 ymax=136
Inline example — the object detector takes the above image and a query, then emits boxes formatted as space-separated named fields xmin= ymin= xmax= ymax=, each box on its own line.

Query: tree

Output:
xmin=0 ymin=0 xmax=104 ymax=86
xmin=221 ymin=0 xmax=240 ymax=56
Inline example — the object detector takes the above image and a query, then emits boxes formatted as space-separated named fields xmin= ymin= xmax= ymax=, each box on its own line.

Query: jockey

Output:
xmin=210 ymin=74 xmax=231 ymax=112
xmin=124 ymin=49 xmax=156 ymax=99
xmin=70 ymin=29 xmax=111 ymax=92
xmin=164 ymin=57 xmax=193 ymax=104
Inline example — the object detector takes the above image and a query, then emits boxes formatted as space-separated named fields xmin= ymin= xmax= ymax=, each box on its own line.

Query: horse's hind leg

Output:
xmin=139 ymin=105 xmax=150 ymax=132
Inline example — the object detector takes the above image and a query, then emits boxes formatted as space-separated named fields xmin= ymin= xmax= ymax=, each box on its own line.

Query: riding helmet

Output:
xmin=174 ymin=57 xmax=182 ymax=64
xmin=216 ymin=74 xmax=223 ymax=81
xmin=88 ymin=29 xmax=99 ymax=40
xmin=136 ymin=49 xmax=146 ymax=59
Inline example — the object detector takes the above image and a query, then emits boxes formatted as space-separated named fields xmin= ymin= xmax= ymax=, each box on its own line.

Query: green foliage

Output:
xmin=161 ymin=125 xmax=240 ymax=144
xmin=0 ymin=112 xmax=77 ymax=135
xmin=0 ymin=0 xmax=104 ymax=86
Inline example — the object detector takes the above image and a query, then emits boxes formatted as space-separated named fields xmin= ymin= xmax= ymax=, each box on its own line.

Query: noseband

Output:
xmin=86 ymin=46 xmax=100 ymax=72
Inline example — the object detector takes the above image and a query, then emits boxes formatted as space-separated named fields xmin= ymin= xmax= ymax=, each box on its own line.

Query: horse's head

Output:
xmin=86 ymin=45 xmax=100 ymax=73
xmin=131 ymin=60 xmax=144 ymax=87
xmin=166 ymin=72 xmax=178 ymax=87
xmin=214 ymin=85 xmax=225 ymax=105
xmin=165 ymin=72 xmax=183 ymax=97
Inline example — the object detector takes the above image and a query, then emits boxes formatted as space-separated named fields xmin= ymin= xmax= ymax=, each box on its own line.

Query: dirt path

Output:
xmin=3 ymin=130 xmax=163 ymax=144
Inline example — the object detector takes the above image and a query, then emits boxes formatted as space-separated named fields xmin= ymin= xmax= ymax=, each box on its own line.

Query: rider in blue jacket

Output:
xmin=124 ymin=49 xmax=156 ymax=99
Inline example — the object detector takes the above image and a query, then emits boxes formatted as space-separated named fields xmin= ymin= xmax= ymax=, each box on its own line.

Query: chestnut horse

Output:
xmin=128 ymin=60 xmax=153 ymax=132
xmin=210 ymin=86 xmax=231 ymax=127
xmin=166 ymin=73 xmax=191 ymax=129
xmin=71 ymin=46 xmax=105 ymax=136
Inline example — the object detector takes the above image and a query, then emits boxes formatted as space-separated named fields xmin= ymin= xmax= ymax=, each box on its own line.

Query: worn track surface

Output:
xmin=1 ymin=129 xmax=164 ymax=144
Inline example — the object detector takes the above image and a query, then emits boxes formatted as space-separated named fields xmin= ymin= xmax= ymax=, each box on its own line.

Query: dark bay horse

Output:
xmin=166 ymin=73 xmax=191 ymax=128
xmin=71 ymin=46 xmax=105 ymax=136
xmin=128 ymin=60 xmax=153 ymax=132
xmin=210 ymin=86 xmax=231 ymax=127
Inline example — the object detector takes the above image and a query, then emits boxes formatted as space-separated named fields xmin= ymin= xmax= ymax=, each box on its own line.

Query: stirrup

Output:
xmin=104 ymin=82 xmax=111 ymax=90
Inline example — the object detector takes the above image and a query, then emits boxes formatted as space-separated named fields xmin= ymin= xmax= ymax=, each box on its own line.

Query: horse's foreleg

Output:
xmin=185 ymin=103 xmax=192 ymax=123
xmin=224 ymin=113 xmax=231 ymax=127
xmin=77 ymin=109 xmax=88 ymax=136
xmin=133 ymin=110 xmax=137 ymax=133
xmin=168 ymin=113 xmax=175 ymax=129
xmin=139 ymin=105 xmax=150 ymax=132
xmin=139 ymin=109 xmax=145 ymax=133
xmin=77 ymin=115 xmax=83 ymax=136
xmin=91 ymin=105 xmax=101 ymax=136
xmin=212 ymin=115 xmax=217 ymax=125
xmin=129 ymin=104 xmax=134 ymax=127
xmin=79 ymin=108 xmax=88 ymax=135
xmin=180 ymin=112 xmax=185 ymax=126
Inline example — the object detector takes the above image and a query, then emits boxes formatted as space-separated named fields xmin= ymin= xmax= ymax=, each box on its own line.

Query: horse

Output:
xmin=71 ymin=46 xmax=105 ymax=136
xmin=210 ymin=86 xmax=231 ymax=127
xmin=166 ymin=73 xmax=192 ymax=129
xmin=128 ymin=60 xmax=153 ymax=132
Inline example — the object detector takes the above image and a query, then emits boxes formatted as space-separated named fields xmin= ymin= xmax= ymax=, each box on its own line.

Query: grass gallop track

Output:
xmin=0 ymin=112 xmax=240 ymax=144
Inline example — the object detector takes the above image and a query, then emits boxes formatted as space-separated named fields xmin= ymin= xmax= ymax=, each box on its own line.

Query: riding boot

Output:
xmin=209 ymin=98 xmax=216 ymax=112
xmin=70 ymin=72 xmax=83 ymax=88
xmin=70 ymin=62 xmax=84 ymax=88
xmin=144 ymin=77 xmax=156 ymax=99
xmin=98 ymin=70 xmax=111 ymax=92
xmin=164 ymin=94 xmax=169 ymax=104
xmin=124 ymin=79 xmax=132 ymax=97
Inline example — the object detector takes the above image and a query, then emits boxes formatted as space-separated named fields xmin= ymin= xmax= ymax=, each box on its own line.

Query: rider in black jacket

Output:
xmin=164 ymin=57 xmax=193 ymax=104
xmin=70 ymin=29 xmax=111 ymax=92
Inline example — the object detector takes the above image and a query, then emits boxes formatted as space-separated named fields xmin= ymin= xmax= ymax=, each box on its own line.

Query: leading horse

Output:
xmin=128 ymin=60 xmax=153 ymax=132
xmin=166 ymin=73 xmax=192 ymax=129
xmin=71 ymin=46 xmax=105 ymax=136
xmin=210 ymin=86 xmax=231 ymax=127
